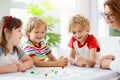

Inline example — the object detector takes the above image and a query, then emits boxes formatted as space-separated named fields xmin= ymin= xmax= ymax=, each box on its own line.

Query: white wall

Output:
xmin=97 ymin=37 xmax=120 ymax=56
xmin=0 ymin=0 xmax=10 ymax=18
xmin=76 ymin=0 xmax=90 ymax=18
xmin=76 ymin=0 xmax=99 ymax=36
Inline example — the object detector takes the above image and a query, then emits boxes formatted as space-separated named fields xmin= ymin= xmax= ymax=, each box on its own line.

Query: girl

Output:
xmin=0 ymin=16 xmax=33 ymax=74
xmin=21 ymin=17 xmax=68 ymax=67
xmin=68 ymin=14 xmax=100 ymax=67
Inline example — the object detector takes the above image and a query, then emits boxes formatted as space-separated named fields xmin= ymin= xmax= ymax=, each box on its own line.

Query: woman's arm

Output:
xmin=100 ymin=59 xmax=112 ymax=69
xmin=99 ymin=55 xmax=115 ymax=68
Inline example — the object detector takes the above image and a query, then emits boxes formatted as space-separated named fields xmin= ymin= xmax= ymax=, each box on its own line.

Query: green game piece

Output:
xmin=31 ymin=71 xmax=34 ymax=74
xmin=55 ymin=70 xmax=58 ymax=74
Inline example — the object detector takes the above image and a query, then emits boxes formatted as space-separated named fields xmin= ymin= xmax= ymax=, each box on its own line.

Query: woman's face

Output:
xmin=103 ymin=5 xmax=120 ymax=29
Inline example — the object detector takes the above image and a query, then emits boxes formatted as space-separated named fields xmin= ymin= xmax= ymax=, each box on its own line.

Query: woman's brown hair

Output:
xmin=104 ymin=0 xmax=120 ymax=22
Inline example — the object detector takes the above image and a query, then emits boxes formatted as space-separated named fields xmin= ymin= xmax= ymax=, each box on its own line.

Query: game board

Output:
xmin=16 ymin=66 xmax=94 ymax=80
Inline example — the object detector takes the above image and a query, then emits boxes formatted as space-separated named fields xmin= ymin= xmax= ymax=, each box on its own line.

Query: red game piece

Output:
xmin=62 ymin=66 xmax=64 ymax=69
xmin=21 ymin=70 xmax=26 ymax=73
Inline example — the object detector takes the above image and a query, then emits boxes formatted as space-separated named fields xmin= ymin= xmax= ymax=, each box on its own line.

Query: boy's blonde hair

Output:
xmin=68 ymin=14 xmax=91 ymax=33
xmin=24 ymin=17 xmax=47 ymax=36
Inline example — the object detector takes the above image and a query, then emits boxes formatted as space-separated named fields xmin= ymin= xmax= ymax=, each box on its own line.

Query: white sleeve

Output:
xmin=110 ymin=55 xmax=120 ymax=74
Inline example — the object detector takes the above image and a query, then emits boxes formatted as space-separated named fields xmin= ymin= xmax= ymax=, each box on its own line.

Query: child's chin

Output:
xmin=77 ymin=39 xmax=82 ymax=42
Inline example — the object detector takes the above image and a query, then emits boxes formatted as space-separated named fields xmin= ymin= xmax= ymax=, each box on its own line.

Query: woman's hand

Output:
xmin=99 ymin=55 xmax=114 ymax=68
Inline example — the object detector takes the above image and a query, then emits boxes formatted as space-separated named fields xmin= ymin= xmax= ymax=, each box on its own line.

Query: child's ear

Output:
xmin=4 ymin=28 xmax=10 ymax=33
xmin=4 ymin=28 xmax=7 ymax=33
xmin=4 ymin=28 xmax=11 ymax=37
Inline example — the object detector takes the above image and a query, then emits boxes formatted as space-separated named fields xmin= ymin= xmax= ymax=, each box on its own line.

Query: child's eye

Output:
xmin=35 ymin=32 xmax=39 ymax=33
xmin=73 ymin=32 xmax=76 ymax=34
xmin=42 ymin=32 xmax=45 ymax=33
xmin=18 ymin=30 xmax=21 ymax=32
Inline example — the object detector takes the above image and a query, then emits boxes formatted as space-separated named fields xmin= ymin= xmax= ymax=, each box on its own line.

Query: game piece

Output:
xmin=45 ymin=73 xmax=47 ymax=76
xmin=62 ymin=66 xmax=64 ymax=69
xmin=16 ymin=67 xmax=94 ymax=80
xmin=55 ymin=70 xmax=58 ymax=74
xmin=72 ymin=63 xmax=76 ymax=66
xmin=21 ymin=70 xmax=26 ymax=73
xmin=31 ymin=71 xmax=34 ymax=74
xmin=51 ymin=70 xmax=54 ymax=72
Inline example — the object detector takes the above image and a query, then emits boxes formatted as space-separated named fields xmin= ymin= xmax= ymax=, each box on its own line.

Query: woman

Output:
xmin=102 ymin=0 xmax=120 ymax=36
xmin=99 ymin=0 xmax=120 ymax=73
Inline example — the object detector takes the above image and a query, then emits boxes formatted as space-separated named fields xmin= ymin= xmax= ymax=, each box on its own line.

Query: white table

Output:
xmin=0 ymin=65 xmax=119 ymax=80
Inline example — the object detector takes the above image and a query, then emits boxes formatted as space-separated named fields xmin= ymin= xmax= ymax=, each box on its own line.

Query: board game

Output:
xmin=16 ymin=66 xmax=94 ymax=80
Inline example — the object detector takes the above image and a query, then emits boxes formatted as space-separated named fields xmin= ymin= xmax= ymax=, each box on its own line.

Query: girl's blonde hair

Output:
xmin=68 ymin=14 xmax=91 ymax=33
xmin=24 ymin=17 xmax=47 ymax=36
xmin=0 ymin=16 xmax=22 ymax=55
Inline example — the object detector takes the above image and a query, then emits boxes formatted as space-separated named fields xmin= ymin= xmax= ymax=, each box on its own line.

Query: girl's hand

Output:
xmin=75 ymin=56 xmax=86 ymax=67
xmin=16 ymin=61 xmax=24 ymax=72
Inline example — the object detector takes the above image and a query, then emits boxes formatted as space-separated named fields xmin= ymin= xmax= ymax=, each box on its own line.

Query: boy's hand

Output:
xmin=57 ymin=56 xmax=68 ymax=66
xmin=75 ymin=56 xmax=86 ymax=67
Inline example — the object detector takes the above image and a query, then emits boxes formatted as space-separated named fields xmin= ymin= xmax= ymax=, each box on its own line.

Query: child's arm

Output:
xmin=47 ymin=52 xmax=57 ymax=61
xmin=19 ymin=54 xmax=33 ymax=70
xmin=76 ymin=48 xmax=97 ymax=67
xmin=0 ymin=64 xmax=18 ymax=73
xmin=85 ymin=48 xmax=97 ymax=67
xmin=69 ymin=49 xmax=76 ymax=64
xmin=32 ymin=53 xmax=68 ymax=67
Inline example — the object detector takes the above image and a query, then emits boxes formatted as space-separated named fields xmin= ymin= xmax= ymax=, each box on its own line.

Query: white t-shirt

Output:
xmin=0 ymin=46 xmax=24 ymax=66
